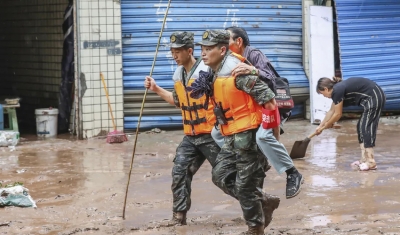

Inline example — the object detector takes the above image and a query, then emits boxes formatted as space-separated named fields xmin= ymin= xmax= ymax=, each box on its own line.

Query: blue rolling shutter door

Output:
xmin=122 ymin=0 xmax=308 ymax=129
xmin=335 ymin=0 xmax=400 ymax=111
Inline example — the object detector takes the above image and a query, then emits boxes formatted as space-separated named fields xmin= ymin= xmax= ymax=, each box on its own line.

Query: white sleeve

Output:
xmin=172 ymin=66 xmax=183 ymax=82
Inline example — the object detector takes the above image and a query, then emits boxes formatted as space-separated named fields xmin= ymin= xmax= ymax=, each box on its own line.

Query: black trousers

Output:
xmin=171 ymin=134 xmax=220 ymax=212
xmin=357 ymin=85 xmax=386 ymax=148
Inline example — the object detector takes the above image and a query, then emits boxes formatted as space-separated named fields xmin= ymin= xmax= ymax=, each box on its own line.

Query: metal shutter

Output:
xmin=335 ymin=0 xmax=400 ymax=111
xmin=121 ymin=0 xmax=309 ymax=129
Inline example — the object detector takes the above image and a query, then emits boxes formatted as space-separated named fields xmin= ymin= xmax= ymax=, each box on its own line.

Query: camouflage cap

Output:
xmin=195 ymin=30 xmax=230 ymax=46
xmin=169 ymin=31 xmax=194 ymax=48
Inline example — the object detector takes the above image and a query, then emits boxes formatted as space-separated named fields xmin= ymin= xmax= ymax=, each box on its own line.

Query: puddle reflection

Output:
xmin=309 ymin=137 xmax=338 ymax=169
xmin=310 ymin=175 xmax=338 ymax=189
xmin=308 ymin=214 xmax=356 ymax=227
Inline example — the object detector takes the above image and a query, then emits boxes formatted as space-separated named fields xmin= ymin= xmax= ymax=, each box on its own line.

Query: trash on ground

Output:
xmin=0 ymin=131 xmax=20 ymax=147
xmin=0 ymin=183 xmax=37 ymax=208
xmin=146 ymin=128 xmax=162 ymax=134
xmin=16 ymin=169 xmax=26 ymax=174
xmin=0 ymin=221 xmax=10 ymax=227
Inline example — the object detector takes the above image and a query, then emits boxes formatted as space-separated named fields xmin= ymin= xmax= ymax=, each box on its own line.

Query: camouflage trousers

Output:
xmin=171 ymin=134 xmax=220 ymax=212
xmin=211 ymin=128 xmax=266 ymax=227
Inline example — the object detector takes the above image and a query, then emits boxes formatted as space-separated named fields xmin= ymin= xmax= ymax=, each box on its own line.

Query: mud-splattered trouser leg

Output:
xmin=171 ymin=134 xmax=221 ymax=212
xmin=213 ymin=126 xmax=270 ymax=174
xmin=357 ymin=85 xmax=386 ymax=148
xmin=212 ymin=129 xmax=266 ymax=227
xmin=171 ymin=136 xmax=206 ymax=212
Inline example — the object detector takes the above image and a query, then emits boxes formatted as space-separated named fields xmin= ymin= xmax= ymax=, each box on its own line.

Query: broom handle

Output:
xmin=100 ymin=72 xmax=117 ymax=130
xmin=308 ymin=132 xmax=317 ymax=139
xmin=308 ymin=126 xmax=326 ymax=139
xmin=122 ymin=0 xmax=172 ymax=220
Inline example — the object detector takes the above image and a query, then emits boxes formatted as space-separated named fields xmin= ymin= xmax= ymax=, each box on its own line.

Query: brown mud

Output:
xmin=1 ymin=119 xmax=400 ymax=235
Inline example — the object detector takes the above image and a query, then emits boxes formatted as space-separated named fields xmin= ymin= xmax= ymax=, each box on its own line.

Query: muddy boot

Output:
xmin=162 ymin=211 xmax=187 ymax=226
xmin=240 ymin=225 xmax=265 ymax=235
xmin=359 ymin=148 xmax=377 ymax=171
xmin=351 ymin=143 xmax=366 ymax=169
xmin=261 ymin=193 xmax=280 ymax=228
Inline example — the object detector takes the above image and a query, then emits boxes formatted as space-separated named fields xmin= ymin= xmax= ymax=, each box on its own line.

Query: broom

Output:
xmin=100 ymin=72 xmax=128 ymax=143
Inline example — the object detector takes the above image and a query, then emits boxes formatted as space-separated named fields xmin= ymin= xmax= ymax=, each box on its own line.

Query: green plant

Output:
xmin=0 ymin=182 xmax=24 ymax=188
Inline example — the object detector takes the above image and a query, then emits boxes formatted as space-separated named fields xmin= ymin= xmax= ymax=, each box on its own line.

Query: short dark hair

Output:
xmin=216 ymin=43 xmax=229 ymax=50
xmin=225 ymin=26 xmax=250 ymax=46
xmin=179 ymin=44 xmax=194 ymax=55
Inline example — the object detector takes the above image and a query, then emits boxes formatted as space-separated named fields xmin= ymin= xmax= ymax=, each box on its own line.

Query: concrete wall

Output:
xmin=303 ymin=0 xmax=332 ymax=78
xmin=302 ymin=0 xmax=332 ymax=120
xmin=308 ymin=6 xmax=334 ymax=124
xmin=78 ymin=0 xmax=124 ymax=139
xmin=0 ymin=0 xmax=66 ymax=132
xmin=302 ymin=0 xmax=313 ymax=78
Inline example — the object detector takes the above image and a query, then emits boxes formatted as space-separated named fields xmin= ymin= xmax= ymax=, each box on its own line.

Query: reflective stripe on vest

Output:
xmin=174 ymin=78 xmax=215 ymax=136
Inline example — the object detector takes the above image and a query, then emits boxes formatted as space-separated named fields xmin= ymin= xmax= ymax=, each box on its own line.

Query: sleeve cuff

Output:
xmin=257 ymin=90 xmax=275 ymax=105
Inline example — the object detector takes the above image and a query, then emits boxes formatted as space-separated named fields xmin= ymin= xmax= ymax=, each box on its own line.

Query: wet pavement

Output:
xmin=0 ymin=118 xmax=400 ymax=235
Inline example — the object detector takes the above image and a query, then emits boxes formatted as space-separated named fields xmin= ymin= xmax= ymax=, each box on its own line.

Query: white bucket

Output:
xmin=35 ymin=108 xmax=58 ymax=137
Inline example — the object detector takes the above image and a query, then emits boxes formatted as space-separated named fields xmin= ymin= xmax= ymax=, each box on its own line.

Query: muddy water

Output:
xmin=1 ymin=119 xmax=400 ymax=234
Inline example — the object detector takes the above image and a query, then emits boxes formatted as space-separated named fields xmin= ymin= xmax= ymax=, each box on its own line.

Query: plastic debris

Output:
xmin=0 ymin=131 xmax=20 ymax=147
xmin=146 ymin=128 xmax=162 ymax=134
xmin=0 ymin=185 xmax=37 ymax=208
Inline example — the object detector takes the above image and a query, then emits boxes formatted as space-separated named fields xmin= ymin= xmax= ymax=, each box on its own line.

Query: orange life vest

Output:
xmin=173 ymin=60 xmax=215 ymax=136
xmin=210 ymin=53 xmax=262 ymax=136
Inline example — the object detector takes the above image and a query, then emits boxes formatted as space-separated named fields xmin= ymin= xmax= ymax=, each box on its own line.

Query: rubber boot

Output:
xmin=359 ymin=148 xmax=377 ymax=171
xmin=240 ymin=225 xmax=265 ymax=235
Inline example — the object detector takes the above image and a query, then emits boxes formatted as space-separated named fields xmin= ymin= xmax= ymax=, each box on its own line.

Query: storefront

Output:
xmin=121 ymin=0 xmax=310 ymax=129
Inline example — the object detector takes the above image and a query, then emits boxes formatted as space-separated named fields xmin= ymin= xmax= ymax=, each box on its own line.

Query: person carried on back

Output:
xmin=211 ymin=26 xmax=304 ymax=199
xmin=189 ymin=29 xmax=280 ymax=235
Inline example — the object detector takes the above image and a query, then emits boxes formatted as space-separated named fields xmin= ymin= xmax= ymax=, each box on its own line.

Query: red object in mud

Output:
xmin=262 ymin=108 xmax=280 ymax=129
xmin=107 ymin=130 xmax=128 ymax=143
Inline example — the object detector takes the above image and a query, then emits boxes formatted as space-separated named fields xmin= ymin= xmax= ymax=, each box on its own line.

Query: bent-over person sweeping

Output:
xmin=315 ymin=76 xmax=386 ymax=171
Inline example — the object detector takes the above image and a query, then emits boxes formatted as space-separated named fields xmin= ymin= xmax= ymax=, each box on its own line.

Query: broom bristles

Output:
xmin=107 ymin=130 xmax=128 ymax=143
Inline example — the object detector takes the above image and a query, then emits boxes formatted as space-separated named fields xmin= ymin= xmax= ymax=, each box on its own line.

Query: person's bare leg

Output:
xmin=359 ymin=148 xmax=377 ymax=171
xmin=351 ymin=143 xmax=366 ymax=169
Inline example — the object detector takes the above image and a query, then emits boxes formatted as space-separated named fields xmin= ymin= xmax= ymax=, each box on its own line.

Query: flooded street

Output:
xmin=1 ymin=119 xmax=400 ymax=235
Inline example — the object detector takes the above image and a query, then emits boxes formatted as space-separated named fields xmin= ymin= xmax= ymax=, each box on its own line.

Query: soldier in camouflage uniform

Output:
xmin=194 ymin=30 xmax=280 ymax=235
xmin=144 ymin=32 xmax=222 ymax=225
